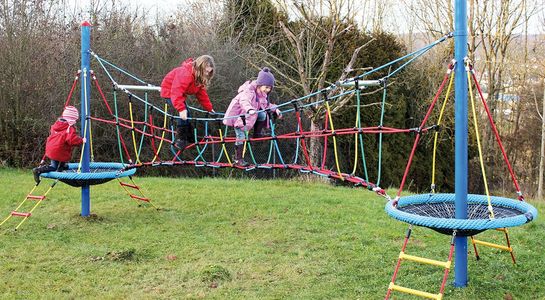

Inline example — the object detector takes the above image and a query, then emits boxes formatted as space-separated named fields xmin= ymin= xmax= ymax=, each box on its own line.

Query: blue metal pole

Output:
xmin=454 ymin=0 xmax=469 ymax=287
xmin=81 ymin=21 xmax=91 ymax=217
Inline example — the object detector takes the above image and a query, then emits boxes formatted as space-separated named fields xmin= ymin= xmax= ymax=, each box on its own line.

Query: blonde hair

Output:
xmin=193 ymin=55 xmax=215 ymax=87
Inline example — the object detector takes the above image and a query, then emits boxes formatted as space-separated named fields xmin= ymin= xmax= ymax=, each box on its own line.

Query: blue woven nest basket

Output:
xmin=385 ymin=193 xmax=538 ymax=236
xmin=40 ymin=162 xmax=135 ymax=187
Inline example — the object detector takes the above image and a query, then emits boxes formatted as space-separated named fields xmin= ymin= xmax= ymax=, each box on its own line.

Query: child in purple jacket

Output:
xmin=223 ymin=68 xmax=282 ymax=166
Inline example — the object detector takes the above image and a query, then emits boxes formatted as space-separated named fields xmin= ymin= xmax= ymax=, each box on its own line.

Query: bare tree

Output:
xmin=252 ymin=0 xmax=377 ymax=163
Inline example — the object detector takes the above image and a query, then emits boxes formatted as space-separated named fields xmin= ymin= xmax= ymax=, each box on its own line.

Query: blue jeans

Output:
xmin=36 ymin=160 xmax=67 ymax=174
xmin=165 ymin=98 xmax=191 ymax=128
xmin=234 ymin=112 xmax=267 ymax=145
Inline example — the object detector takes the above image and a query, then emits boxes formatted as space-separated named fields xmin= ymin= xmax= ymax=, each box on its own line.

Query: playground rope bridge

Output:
xmin=66 ymin=33 xmax=454 ymax=198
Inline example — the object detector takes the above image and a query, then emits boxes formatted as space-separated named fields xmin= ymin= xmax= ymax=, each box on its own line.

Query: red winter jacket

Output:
xmin=45 ymin=119 xmax=84 ymax=162
xmin=160 ymin=58 xmax=213 ymax=112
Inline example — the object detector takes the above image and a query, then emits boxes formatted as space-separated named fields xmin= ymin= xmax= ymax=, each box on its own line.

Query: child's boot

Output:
xmin=234 ymin=144 xmax=249 ymax=167
xmin=174 ymin=125 xmax=190 ymax=150
xmin=253 ymin=120 xmax=270 ymax=138
xmin=32 ymin=165 xmax=51 ymax=184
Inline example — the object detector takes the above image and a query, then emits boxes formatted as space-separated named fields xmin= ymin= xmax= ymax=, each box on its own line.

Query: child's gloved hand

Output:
xmin=275 ymin=109 xmax=283 ymax=119
xmin=82 ymin=137 xmax=87 ymax=143
xmin=247 ymin=109 xmax=256 ymax=115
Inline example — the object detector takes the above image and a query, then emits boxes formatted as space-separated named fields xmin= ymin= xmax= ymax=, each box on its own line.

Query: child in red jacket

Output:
xmin=160 ymin=55 xmax=216 ymax=150
xmin=32 ymin=106 xmax=85 ymax=183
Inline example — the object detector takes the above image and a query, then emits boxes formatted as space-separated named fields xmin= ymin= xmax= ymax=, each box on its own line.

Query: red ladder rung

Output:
xmin=26 ymin=195 xmax=46 ymax=201
xmin=129 ymin=194 xmax=150 ymax=202
xmin=119 ymin=182 xmax=139 ymax=189
xmin=11 ymin=211 xmax=31 ymax=217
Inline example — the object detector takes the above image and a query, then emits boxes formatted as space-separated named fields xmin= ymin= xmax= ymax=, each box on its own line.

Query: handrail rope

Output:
xmin=470 ymin=66 xmax=524 ymax=200
xmin=380 ymin=44 xmax=436 ymax=82
xmin=351 ymin=33 xmax=453 ymax=83
xmin=91 ymin=52 xmax=147 ymax=84
xmin=431 ymin=62 xmax=456 ymax=193
xmin=466 ymin=59 xmax=494 ymax=218
xmin=396 ymin=65 xmax=453 ymax=198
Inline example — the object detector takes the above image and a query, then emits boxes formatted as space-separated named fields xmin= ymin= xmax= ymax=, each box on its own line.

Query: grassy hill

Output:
xmin=0 ymin=168 xmax=543 ymax=299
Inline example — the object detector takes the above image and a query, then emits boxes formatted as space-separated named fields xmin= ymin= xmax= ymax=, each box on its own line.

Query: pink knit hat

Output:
xmin=62 ymin=106 xmax=79 ymax=125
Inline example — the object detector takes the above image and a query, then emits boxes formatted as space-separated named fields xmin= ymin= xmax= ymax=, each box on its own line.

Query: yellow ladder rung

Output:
xmin=389 ymin=283 xmax=442 ymax=300
xmin=472 ymin=239 xmax=512 ymax=251
xmin=399 ymin=252 xmax=451 ymax=269
xmin=495 ymin=228 xmax=507 ymax=233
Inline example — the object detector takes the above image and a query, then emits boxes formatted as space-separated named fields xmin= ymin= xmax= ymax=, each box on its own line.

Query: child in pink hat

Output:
xmin=32 ymin=106 xmax=86 ymax=183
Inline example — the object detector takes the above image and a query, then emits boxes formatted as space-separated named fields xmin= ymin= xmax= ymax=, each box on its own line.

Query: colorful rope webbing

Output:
xmin=45 ymin=34 xmax=454 ymax=197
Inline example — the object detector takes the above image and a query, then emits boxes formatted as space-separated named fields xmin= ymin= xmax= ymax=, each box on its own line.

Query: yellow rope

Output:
xmin=431 ymin=70 xmax=455 ymax=192
xmin=218 ymin=128 xmax=233 ymax=166
xmin=152 ymin=102 xmax=169 ymax=163
xmin=467 ymin=62 xmax=494 ymax=218
xmin=243 ymin=131 xmax=248 ymax=157
xmin=324 ymin=101 xmax=343 ymax=179
xmin=129 ymin=100 xmax=141 ymax=164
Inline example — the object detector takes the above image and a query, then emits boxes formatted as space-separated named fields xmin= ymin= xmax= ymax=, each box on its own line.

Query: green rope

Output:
xmin=376 ymin=77 xmax=389 ymax=186
xmin=354 ymin=88 xmax=369 ymax=182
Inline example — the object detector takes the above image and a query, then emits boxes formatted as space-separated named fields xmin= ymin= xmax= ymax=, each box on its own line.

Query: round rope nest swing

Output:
xmin=385 ymin=193 xmax=537 ymax=236
xmin=40 ymin=162 xmax=135 ymax=187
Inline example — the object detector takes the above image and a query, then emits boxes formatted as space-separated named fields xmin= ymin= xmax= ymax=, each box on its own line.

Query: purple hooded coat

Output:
xmin=223 ymin=80 xmax=275 ymax=131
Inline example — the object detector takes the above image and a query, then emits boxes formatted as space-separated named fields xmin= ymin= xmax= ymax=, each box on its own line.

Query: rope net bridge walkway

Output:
xmin=83 ymin=34 xmax=453 ymax=198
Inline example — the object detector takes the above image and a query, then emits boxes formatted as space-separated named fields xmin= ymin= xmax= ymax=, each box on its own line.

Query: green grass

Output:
xmin=0 ymin=168 xmax=544 ymax=299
